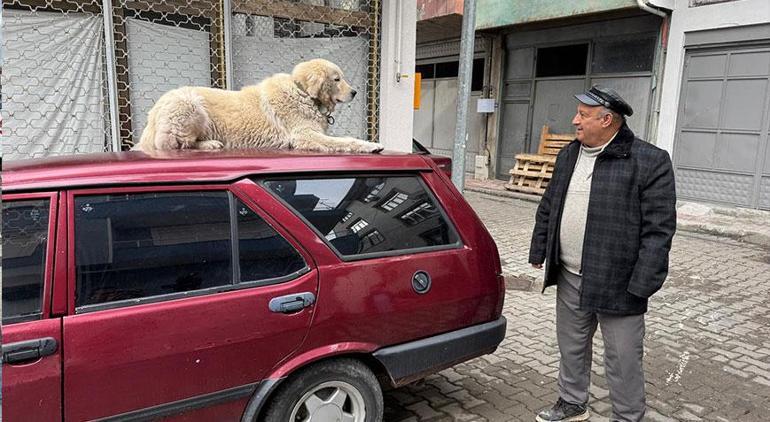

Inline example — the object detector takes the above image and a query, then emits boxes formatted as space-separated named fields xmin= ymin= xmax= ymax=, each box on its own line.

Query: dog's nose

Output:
xmin=351 ymin=90 xmax=357 ymax=98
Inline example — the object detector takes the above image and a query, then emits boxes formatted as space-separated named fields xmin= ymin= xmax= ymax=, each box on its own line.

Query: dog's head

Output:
xmin=292 ymin=59 xmax=357 ymax=113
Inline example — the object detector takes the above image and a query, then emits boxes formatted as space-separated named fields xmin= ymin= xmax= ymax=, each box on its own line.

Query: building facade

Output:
xmin=656 ymin=0 xmax=770 ymax=209
xmin=414 ymin=1 xmax=488 ymax=174
xmin=420 ymin=0 xmax=769 ymax=209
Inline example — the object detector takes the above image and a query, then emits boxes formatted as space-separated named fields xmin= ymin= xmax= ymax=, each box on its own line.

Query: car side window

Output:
xmin=2 ymin=199 xmax=50 ymax=324
xmin=236 ymin=198 xmax=306 ymax=282
xmin=263 ymin=175 xmax=460 ymax=258
xmin=74 ymin=191 xmax=306 ymax=310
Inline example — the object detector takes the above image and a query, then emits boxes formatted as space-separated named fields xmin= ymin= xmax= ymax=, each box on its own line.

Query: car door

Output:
xmin=2 ymin=193 xmax=64 ymax=422
xmin=61 ymin=183 xmax=318 ymax=421
xmin=260 ymin=173 xmax=497 ymax=348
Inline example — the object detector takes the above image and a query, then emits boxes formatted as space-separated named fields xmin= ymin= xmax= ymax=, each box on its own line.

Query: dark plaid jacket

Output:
xmin=529 ymin=123 xmax=676 ymax=315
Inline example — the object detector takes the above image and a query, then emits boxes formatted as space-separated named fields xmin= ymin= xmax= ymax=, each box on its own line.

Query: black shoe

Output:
xmin=535 ymin=397 xmax=590 ymax=422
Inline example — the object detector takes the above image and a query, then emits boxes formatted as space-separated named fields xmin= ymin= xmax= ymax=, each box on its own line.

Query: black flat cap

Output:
xmin=575 ymin=85 xmax=633 ymax=117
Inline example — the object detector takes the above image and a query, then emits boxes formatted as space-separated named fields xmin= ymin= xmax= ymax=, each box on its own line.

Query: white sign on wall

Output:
xmin=477 ymin=98 xmax=496 ymax=113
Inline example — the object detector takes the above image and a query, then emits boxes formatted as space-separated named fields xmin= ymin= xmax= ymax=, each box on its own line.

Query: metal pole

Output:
xmin=451 ymin=0 xmax=476 ymax=191
xmin=102 ymin=0 xmax=122 ymax=152
xmin=222 ymin=0 xmax=234 ymax=89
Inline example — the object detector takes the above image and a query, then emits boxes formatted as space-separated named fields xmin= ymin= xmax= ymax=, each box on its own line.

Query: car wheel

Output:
xmin=262 ymin=358 xmax=384 ymax=422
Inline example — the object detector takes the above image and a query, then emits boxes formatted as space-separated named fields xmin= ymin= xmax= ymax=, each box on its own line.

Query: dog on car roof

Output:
xmin=133 ymin=58 xmax=383 ymax=154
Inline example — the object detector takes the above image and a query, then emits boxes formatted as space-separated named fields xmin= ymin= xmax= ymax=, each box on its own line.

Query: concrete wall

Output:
xmin=379 ymin=0 xmax=417 ymax=152
xmin=476 ymin=0 xmax=638 ymax=30
xmin=656 ymin=0 xmax=770 ymax=155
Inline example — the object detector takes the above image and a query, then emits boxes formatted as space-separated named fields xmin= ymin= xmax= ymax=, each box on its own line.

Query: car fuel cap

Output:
xmin=412 ymin=271 xmax=431 ymax=294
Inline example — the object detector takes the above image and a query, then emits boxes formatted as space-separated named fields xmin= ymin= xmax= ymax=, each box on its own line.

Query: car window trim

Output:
xmin=229 ymin=192 xmax=243 ymax=284
xmin=258 ymin=172 xmax=464 ymax=262
xmin=2 ymin=313 xmax=44 ymax=325
xmin=68 ymin=185 xmax=310 ymax=314
xmin=1 ymin=192 xmax=58 ymax=325
xmin=75 ymin=267 xmax=311 ymax=314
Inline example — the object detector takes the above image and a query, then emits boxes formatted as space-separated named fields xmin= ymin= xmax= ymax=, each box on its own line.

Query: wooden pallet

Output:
xmin=536 ymin=131 xmax=572 ymax=156
xmin=505 ymin=125 xmax=572 ymax=195
xmin=505 ymin=154 xmax=557 ymax=195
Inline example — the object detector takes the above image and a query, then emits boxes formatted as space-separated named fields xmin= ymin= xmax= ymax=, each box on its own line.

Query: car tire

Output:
xmin=262 ymin=358 xmax=384 ymax=422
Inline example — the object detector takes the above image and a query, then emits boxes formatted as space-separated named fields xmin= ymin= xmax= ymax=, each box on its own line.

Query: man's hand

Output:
xmin=531 ymin=263 xmax=543 ymax=269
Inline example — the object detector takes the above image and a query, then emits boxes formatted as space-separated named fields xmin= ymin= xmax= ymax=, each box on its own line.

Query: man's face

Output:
xmin=572 ymin=103 xmax=608 ymax=146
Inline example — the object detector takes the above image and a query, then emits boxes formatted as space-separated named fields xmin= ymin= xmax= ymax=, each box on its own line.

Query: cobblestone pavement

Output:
xmin=383 ymin=192 xmax=770 ymax=421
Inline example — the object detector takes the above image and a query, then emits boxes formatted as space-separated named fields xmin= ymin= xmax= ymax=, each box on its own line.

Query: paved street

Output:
xmin=384 ymin=191 xmax=770 ymax=421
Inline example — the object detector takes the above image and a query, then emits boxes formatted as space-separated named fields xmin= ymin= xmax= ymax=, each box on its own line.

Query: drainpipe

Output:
xmin=636 ymin=0 xmax=672 ymax=144
xmin=636 ymin=0 xmax=668 ymax=18
xmin=394 ymin=0 xmax=404 ymax=82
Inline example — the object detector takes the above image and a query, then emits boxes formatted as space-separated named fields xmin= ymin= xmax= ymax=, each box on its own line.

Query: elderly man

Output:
xmin=530 ymin=85 xmax=676 ymax=422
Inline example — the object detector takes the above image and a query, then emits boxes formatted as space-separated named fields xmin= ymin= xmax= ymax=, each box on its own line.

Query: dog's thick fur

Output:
xmin=133 ymin=59 xmax=382 ymax=153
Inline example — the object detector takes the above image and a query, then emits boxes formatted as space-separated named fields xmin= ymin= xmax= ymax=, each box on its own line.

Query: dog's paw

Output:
xmin=197 ymin=140 xmax=225 ymax=150
xmin=347 ymin=139 xmax=383 ymax=154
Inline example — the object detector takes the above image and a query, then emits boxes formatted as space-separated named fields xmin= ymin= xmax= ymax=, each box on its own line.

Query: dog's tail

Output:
xmin=134 ymin=107 xmax=159 ymax=151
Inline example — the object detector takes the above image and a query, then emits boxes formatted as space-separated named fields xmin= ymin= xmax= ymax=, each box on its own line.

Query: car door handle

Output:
xmin=269 ymin=292 xmax=316 ymax=314
xmin=2 ymin=337 xmax=58 ymax=364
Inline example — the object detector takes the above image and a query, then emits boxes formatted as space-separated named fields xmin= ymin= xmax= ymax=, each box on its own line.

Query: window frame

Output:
xmin=259 ymin=172 xmax=464 ymax=262
xmin=415 ymin=57 xmax=486 ymax=92
xmin=589 ymin=33 xmax=658 ymax=76
xmin=535 ymin=43 xmax=590 ymax=78
xmin=1 ymin=192 xmax=58 ymax=325
xmin=67 ymin=184 xmax=310 ymax=315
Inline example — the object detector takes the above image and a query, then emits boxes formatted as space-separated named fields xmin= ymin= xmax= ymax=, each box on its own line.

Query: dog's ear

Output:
xmin=293 ymin=60 xmax=336 ymax=112
xmin=293 ymin=62 xmax=325 ymax=99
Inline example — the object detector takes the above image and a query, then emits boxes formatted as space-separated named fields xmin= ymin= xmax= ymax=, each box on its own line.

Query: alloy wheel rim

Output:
xmin=289 ymin=380 xmax=366 ymax=422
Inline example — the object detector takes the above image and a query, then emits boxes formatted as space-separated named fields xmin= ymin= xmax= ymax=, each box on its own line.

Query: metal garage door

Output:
xmin=675 ymin=46 xmax=770 ymax=209
xmin=494 ymin=14 xmax=661 ymax=180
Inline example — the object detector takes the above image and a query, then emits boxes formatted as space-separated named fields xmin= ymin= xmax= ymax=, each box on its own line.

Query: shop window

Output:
xmin=435 ymin=61 xmax=459 ymax=78
xmin=536 ymin=44 xmax=589 ymax=77
xmin=415 ymin=58 xmax=485 ymax=91
xmin=592 ymin=37 xmax=656 ymax=73
xmin=415 ymin=63 xmax=435 ymax=79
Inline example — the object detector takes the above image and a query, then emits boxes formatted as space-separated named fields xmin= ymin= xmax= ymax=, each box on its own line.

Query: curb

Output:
xmin=676 ymin=222 xmax=770 ymax=249
xmin=466 ymin=186 xmax=770 ymax=250
xmin=464 ymin=186 xmax=541 ymax=203
xmin=504 ymin=274 xmax=543 ymax=292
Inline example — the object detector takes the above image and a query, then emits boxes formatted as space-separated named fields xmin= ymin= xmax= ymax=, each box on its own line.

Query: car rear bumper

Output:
xmin=373 ymin=316 xmax=507 ymax=387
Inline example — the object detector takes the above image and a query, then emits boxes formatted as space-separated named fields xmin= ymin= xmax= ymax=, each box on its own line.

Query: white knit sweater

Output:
xmin=558 ymin=132 xmax=617 ymax=280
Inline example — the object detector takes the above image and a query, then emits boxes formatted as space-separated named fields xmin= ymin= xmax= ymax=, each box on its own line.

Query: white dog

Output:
xmin=133 ymin=59 xmax=383 ymax=154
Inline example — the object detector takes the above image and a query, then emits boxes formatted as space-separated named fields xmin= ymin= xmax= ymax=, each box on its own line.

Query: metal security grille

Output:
xmin=1 ymin=0 xmax=381 ymax=159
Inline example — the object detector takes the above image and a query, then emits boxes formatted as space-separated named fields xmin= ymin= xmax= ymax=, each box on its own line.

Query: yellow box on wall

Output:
xmin=413 ymin=73 xmax=421 ymax=110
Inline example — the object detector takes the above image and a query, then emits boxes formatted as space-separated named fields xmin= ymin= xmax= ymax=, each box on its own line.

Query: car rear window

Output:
xmin=2 ymin=199 xmax=50 ymax=324
xmin=74 ymin=191 xmax=306 ymax=310
xmin=263 ymin=175 xmax=461 ymax=259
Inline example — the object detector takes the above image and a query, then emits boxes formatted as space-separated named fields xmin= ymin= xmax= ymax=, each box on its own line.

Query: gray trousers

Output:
xmin=556 ymin=269 xmax=646 ymax=422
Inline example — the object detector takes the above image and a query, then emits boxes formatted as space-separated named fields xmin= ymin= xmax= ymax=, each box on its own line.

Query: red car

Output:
xmin=413 ymin=139 xmax=452 ymax=178
xmin=2 ymin=149 xmax=505 ymax=422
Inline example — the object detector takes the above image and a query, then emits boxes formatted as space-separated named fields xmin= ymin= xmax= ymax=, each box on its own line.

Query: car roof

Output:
xmin=3 ymin=149 xmax=434 ymax=192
